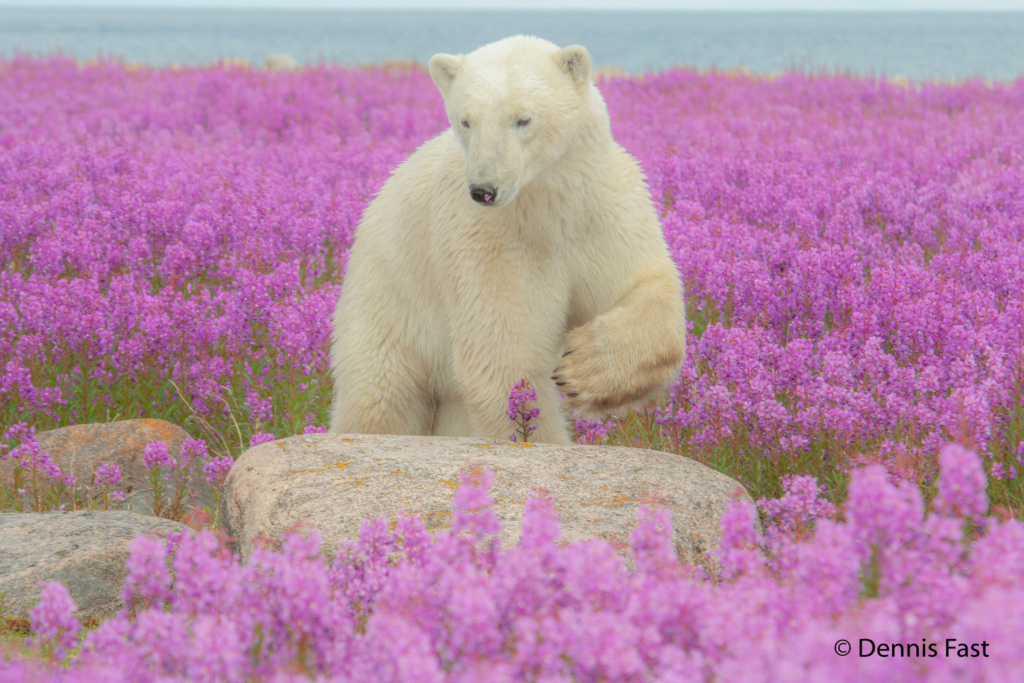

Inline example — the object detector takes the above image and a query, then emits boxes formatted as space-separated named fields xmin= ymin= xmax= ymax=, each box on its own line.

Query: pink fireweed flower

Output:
xmin=714 ymin=498 xmax=765 ymax=581
xmin=168 ymin=530 xmax=241 ymax=618
xmin=121 ymin=533 xmax=172 ymax=609
xmin=933 ymin=442 xmax=989 ymax=526
xmin=574 ymin=416 xmax=618 ymax=445
xmin=243 ymin=390 xmax=273 ymax=423
xmin=2 ymin=422 xmax=33 ymax=441
xmin=93 ymin=462 xmax=121 ymax=487
xmin=143 ymin=441 xmax=174 ymax=470
xmin=203 ymin=455 xmax=234 ymax=487
xmin=178 ymin=436 xmax=208 ymax=466
xmin=757 ymin=474 xmax=836 ymax=538
xmin=451 ymin=468 xmax=501 ymax=541
xmin=29 ymin=581 xmax=80 ymax=661
xmin=2 ymin=421 xmax=70 ymax=485
xmin=518 ymin=488 xmax=562 ymax=556
xmin=630 ymin=505 xmax=677 ymax=579
xmin=249 ymin=431 xmax=275 ymax=447
xmin=507 ymin=379 xmax=540 ymax=443
xmin=2 ymin=422 xmax=37 ymax=460
xmin=989 ymin=461 xmax=1016 ymax=481
xmin=333 ymin=514 xmax=398 ymax=619
xmin=392 ymin=512 xmax=433 ymax=567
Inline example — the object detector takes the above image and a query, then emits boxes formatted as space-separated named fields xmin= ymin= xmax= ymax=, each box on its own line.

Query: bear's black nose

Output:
xmin=470 ymin=184 xmax=497 ymax=205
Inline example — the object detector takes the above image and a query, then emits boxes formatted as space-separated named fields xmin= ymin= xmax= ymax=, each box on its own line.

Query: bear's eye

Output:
xmin=460 ymin=119 xmax=470 ymax=128
xmin=516 ymin=117 xmax=531 ymax=127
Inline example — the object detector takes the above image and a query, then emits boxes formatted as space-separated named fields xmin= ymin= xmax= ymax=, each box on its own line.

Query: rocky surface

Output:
xmin=1 ymin=419 xmax=217 ymax=516
xmin=0 ymin=511 xmax=188 ymax=621
xmin=223 ymin=433 xmax=752 ymax=567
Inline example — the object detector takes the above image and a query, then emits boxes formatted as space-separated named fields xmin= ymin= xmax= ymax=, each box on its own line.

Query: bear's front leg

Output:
xmin=553 ymin=270 xmax=686 ymax=417
xmin=446 ymin=288 xmax=573 ymax=445
xmin=453 ymin=343 xmax=573 ymax=445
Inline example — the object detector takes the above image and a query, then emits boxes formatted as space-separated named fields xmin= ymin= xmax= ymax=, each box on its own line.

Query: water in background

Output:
xmin=1 ymin=9 xmax=1023 ymax=82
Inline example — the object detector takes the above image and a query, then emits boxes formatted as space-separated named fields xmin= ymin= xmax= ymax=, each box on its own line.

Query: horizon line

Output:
xmin=2 ymin=5 xmax=1024 ymax=12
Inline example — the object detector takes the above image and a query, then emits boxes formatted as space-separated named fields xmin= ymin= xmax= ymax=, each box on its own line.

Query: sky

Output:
xmin=2 ymin=0 xmax=1023 ymax=10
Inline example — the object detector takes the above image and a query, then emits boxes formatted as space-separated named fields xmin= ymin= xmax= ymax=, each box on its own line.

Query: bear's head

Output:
xmin=429 ymin=35 xmax=604 ymax=208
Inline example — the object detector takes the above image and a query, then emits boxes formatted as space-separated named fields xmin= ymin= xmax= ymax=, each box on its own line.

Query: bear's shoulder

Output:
xmin=395 ymin=130 xmax=461 ymax=175
xmin=376 ymin=130 xmax=464 ymax=199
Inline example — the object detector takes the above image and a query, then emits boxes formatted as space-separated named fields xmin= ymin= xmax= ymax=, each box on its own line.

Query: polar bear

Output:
xmin=329 ymin=35 xmax=686 ymax=445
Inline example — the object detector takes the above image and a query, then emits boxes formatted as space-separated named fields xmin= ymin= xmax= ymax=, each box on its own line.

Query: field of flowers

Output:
xmin=1 ymin=55 xmax=1024 ymax=679
xmin=6 ymin=448 xmax=1024 ymax=681
xmin=2 ymin=57 xmax=1023 ymax=502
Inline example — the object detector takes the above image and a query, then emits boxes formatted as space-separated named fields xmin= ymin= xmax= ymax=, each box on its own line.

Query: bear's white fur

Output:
xmin=329 ymin=35 xmax=686 ymax=445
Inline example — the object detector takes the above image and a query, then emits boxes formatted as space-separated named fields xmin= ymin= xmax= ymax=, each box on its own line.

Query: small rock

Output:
xmin=0 ymin=511 xmax=187 ymax=621
xmin=223 ymin=433 xmax=753 ymax=568
xmin=265 ymin=53 xmax=300 ymax=71
xmin=220 ymin=57 xmax=250 ymax=69
xmin=0 ymin=419 xmax=218 ymax=517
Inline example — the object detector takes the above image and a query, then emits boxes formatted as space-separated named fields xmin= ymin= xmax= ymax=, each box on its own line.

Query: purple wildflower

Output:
xmin=451 ymin=468 xmax=501 ymax=542
xmin=29 ymin=581 xmax=80 ymax=661
xmin=757 ymin=474 xmax=835 ymax=538
xmin=121 ymin=534 xmax=172 ymax=609
xmin=143 ymin=441 xmax=174 ymax=470
xmin=93 ymin=462 xmax=121 ymax=487
xmin=574 ymin=416 xmax=617 ymax=445
xmin=933 ymin=443 xmax=989 ymax=526
xmin=178 ymin=437 xmax=208 ymax=466
xmin=507 ymin=379 xmax=540 ymax=443
xmin=249 ymin=431 xmax=276 ymax=447
xmin=203 ymin=455 xmax=234 ymax=487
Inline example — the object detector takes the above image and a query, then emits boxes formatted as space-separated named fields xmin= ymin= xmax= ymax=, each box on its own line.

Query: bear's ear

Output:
xmin=429 ymin=53 xmax=464 ymax=99
xmin=553 ymin=45 xmax=591 ymax=88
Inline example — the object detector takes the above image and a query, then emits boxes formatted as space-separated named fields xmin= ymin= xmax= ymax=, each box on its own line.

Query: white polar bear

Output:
xmin=329 ymin=35 xmax=686 ymax=445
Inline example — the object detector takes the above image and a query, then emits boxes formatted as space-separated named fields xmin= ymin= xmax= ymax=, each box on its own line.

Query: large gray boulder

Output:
xmin=0 ymin=511 xmax=188 ymax=622
xmin=223 ymin=433 xmax=752 ymax=567
xmin=0 ymin=419 xmax=218 ymax=517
